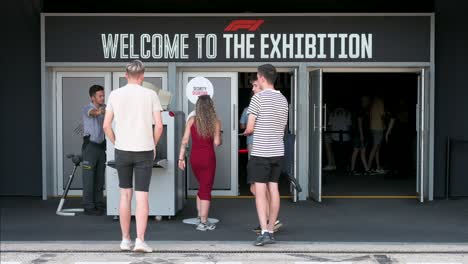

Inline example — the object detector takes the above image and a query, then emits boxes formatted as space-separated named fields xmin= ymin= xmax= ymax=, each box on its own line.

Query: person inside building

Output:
xmin=323 ymin=106 xmax=352 ymax=171
xmin=323 ymin=122 xmax=336 ymax=171
xmin=384 ymin=99 xmax=403 ymax=176
xmin=178 ymin=95 xmax=222 ymax=231
xmin=368 ymin=96 xmax=387 ymax=174
xmin=244 ymin=64 xmax=288 ymax=246
xmin=350 ymin=96 xmax=371 ymax=175
xmin=81 ymin=84 xmax=107 ymax=216
xmin=240 ymin=77 xmax=262 ymax=161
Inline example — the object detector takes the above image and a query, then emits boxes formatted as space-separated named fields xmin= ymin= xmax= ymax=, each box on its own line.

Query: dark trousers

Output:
xmin=81 ymin=142 xmax=106 ymax=209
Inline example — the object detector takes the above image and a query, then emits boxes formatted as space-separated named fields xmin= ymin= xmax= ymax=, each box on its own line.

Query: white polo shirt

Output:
xmin=106 ymin=83 xmax=162 ymax=152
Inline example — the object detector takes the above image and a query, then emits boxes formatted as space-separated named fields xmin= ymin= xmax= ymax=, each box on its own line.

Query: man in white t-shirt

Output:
xmin=329 ymin=107 xmax=352 ymax=142
xmin=103 ymin=60 xmax=163 ymax=253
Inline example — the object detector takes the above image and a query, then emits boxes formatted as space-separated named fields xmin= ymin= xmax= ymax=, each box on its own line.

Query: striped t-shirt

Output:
xmin=248 ymin=89 xmax=288 ymax=157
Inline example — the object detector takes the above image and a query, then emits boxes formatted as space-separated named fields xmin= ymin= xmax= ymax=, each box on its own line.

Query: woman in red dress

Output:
xmin=178 ymin=95 xmax=222 ymax=231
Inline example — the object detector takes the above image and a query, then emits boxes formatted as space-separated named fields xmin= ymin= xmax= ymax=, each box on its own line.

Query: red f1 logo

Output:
xmin=224 ymin=20 xmax=264 ymax=32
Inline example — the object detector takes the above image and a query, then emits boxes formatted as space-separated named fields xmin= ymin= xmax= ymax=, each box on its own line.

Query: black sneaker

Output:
xmin=96 ymin=208 xmax=105 ymax=215
xmin=273 ymin=220 xmax=283 ymax=233
xmin=84 ymin=208 xmax=103 ymax=216
xmin=254 ymin=232 xmax=275 ymax=246
xmin=269 ymin=232 xmax=276 ymax=243
xmin=252 ymin=225 xmax=261 ymax=233
xmin=253 ymin=220 xmax=268 ymax=234
xmin=253 ymin=220 xmax=282 ymax=234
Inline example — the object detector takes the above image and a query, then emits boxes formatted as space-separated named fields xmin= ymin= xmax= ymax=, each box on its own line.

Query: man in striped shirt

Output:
xmin=244 ymin=64 xmax=289 ymax=246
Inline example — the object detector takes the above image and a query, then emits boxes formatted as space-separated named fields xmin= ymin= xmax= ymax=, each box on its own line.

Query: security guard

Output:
xmin=81 ymin=84 xmax=106 ymax=216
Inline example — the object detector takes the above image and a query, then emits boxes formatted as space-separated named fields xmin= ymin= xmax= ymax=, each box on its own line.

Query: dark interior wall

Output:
xmin=0 ymin=0 xmax=43 ymax=196
xmin=42 ymin=0 xmax=434 ymax=13
xmin=433 ymin=0 xmax=468 ymax=198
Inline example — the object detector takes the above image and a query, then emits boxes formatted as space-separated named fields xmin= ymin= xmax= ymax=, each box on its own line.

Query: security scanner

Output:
xmin=105 ymin=111 xmax=186 ymax=219
xmin=56 ymin=154 xmax=85 ymax=216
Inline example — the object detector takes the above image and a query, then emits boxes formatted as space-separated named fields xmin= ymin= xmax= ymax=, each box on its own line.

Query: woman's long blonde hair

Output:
xmin=194 ymin=95 xmax=218 ymax=138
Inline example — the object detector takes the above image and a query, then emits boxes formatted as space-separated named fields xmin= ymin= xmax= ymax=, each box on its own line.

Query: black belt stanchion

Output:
xmin=284 ymin=133 xmax=302 ymax=194
xmin=181 ymin=153 xmax=219 ymax=226
xmin=445 ymin=136 xmax=451 ymax=200
xmin=56 ymin=154 xmax=85 ymax=216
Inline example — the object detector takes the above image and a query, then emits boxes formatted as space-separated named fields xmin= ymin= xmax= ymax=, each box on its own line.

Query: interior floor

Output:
xmin=322 ymin=72 xmax=418 ymax=196
xmin=322 ymin=170 xmax=416 ymax=196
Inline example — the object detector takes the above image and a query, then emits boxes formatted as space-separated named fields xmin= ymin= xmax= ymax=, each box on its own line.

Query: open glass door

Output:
xmin=287 ymin=68 xmax=299 ymax=202
xmin=309 ymin=69 xmax=323 ymax=202
xmin=183 ymin=72 xmax=238 ymax=196
xmin=416 ymin=68 xmax=430 ymax=202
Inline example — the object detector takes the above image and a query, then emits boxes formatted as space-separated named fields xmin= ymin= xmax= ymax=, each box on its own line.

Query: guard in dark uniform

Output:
xmin=81 ymin=85 xmax=106 ymax=216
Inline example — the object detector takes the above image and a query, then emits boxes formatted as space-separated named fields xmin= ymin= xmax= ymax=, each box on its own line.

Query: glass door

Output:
xmin=309 ymin=69 xmax=323 ymax=202
xmin=56 ymin=72 xmax=111 ymax=195
xmin=416 ymin=68 xmax=430 ymax=202
xmin=183 ymin=72 xmax=238 ymax=196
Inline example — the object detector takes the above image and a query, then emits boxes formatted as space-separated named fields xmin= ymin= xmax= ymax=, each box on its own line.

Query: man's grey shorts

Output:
xmin=115 ymin=149 xmax=153 ymax=192
xmin=371 ymin=129 xmax=384 ymax=145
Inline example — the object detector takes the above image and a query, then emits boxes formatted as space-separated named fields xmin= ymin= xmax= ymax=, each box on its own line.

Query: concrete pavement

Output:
xmin=1 ymin=248 xmax=467 ymax=264
xmin=2 ymin=241 xmax=468 ymax=253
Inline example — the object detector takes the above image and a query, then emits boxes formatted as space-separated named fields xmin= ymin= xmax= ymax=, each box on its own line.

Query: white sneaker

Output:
xmin=323 ymin=165 xmax=336 ymax=171
xmin=376 ymin=168 xmax=386 ymax=174
xmin=120 ymin=239 xmax=134 ymax=251
xmin=133 ymin=238 xmax=153 ymax=253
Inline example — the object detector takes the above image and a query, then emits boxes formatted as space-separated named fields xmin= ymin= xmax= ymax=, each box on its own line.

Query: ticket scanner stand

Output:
xmin=56 ymin=154 xmax=85 ymax=216
xmin=105 ymin=111 xmax=186 ymax=220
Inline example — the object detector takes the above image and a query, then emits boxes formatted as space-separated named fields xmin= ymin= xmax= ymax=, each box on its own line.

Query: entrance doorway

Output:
xmin=182 ymin=70 xmax=298 ymax=199
xmin=54 ymin=71 xmax=167 ymax=196
xmin=183 ymin=72 xmax=238 ymax=197
xmin=321 ymin=72 xmax=418 ymax=196
xmin=309 ymin=69 xmax=430 ymax=202
xmin=237 ymin=72 xmax=294 ymax=196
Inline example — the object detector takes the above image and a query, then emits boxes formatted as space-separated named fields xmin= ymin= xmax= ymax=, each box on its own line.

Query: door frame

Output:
xmin=182 ymin=72 xmax=239 ymax=196
xmin=43 ymin=63 xmax=434 ymax=201
xmin=308 ymin=68 xmax=323 ymax=202
xmin=291 ymin=68 xmax=299 ymax=202
xmin=417 ymin=67 xmax=430 ymax=202
xmin=111 ymin=72 xmax=168 ymax=91
xmin=55 ymin=71 xmax=112 ymax=196
xmin=309 ymin=67 xmax=431 ymax=201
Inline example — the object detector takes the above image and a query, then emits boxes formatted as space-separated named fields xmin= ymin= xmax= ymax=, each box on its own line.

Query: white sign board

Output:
xmin=186 ymin=77 xmax=214 ymax=104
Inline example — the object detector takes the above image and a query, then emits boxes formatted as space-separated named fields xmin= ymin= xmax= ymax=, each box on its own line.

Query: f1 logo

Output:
xmin=224 ymin=20 xmax=264 ymax=32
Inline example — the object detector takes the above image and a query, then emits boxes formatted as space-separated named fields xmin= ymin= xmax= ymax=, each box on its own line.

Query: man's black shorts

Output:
xmin=115 ymin=149 xmax=153 ymax=192
xmin=248 ymin=156 xmax=283 ymax=183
